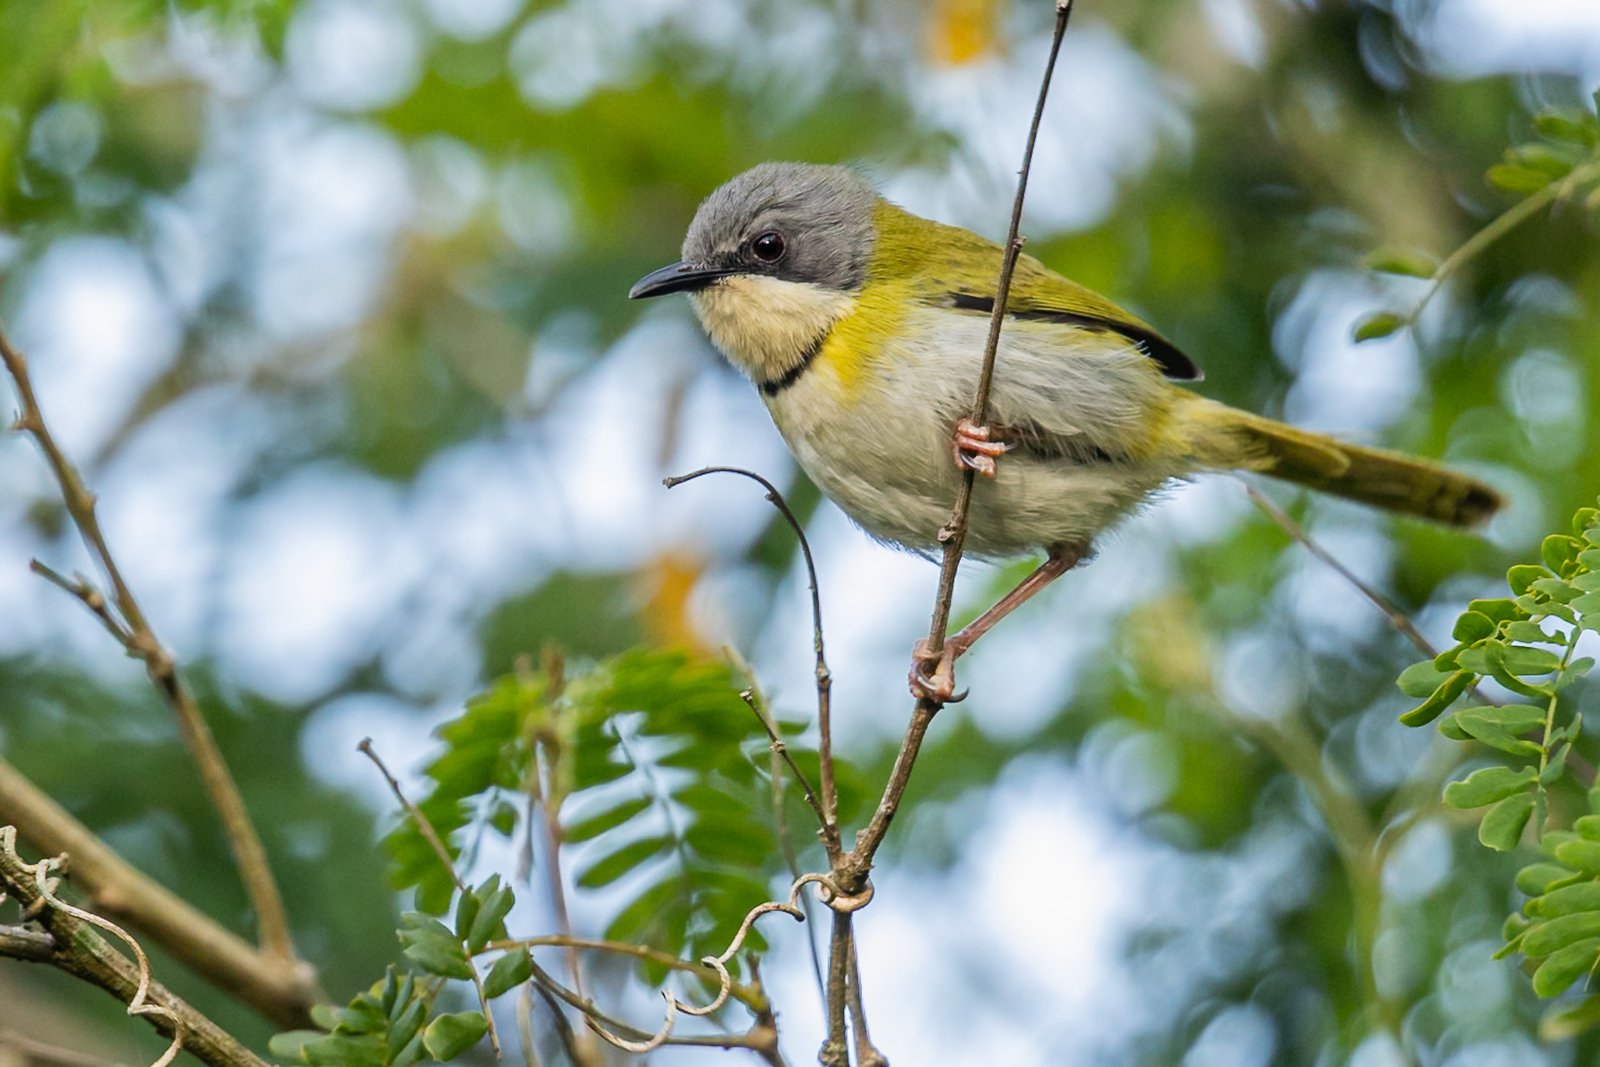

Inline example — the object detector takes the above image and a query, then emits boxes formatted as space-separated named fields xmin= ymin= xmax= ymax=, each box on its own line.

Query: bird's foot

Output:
xmin=951 ymin=418 xmax=1009 ymax=478
xmin=908 ymin=639 xmax=968 ymax=704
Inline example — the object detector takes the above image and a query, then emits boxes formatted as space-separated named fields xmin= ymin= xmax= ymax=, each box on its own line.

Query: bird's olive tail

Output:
xmin=1189 ymin=403 xmax=1503 ymax=526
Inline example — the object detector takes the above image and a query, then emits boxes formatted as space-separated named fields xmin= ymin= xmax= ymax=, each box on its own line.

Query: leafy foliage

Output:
xmin=1400 ymin=498 xmax=1600 ymax=1015
xmin=1354 ymin=95 xmax=1600 ymax=344
xmin=383 ymin=647 xmax=856 ymax=970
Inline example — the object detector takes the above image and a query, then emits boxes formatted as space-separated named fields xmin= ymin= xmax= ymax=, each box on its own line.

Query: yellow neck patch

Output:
xmin=691 ymin=275 xmax=854 ymax=387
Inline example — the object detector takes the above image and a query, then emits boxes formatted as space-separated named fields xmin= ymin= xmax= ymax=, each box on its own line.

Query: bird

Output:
xmin=629 ymin=162 xmax=1502 ymax=702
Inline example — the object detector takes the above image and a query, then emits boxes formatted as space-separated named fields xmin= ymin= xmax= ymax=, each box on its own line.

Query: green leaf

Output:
xmin=1572 ymin=591 xmax=1600 ymax=616
xmin=564 ymin=796 xmax=653 ymax=842
xmin=268 ymin=1032 xmax=322 ymax=1061
xmin=467 ymin=878 xmax=515 ymax=951
xmin=387 ymin=1000 xmax=427 ymax=1061
xmin=1529 ymin=881 xmax=1600 ymax=918
xmin=1452 ymin=611 xmax=1498 ymax=643
xmin=1557 ymin=839 xmax=1600 ymax=876
xmin=1508 ymin=142 xmax=1580 ymax=179
xmin=1480 ymin=792 xmax=1537 ymax=851
xmin=1519 ymin=863 xmax=1578 ymax=896
xmin=1534 ymin=108 xmax=1599 ymax=146
xmin=1397 ymin=659 xmax=1454 ymax=698
xmin=423 ymin=1012 xmax=489 ymax=1060
xmin=1453 ymin=706 xmax=1544 ymax=756
xmin=483 ymin=946 xmax=533 ymax=998
xmin=1506 ymin=620 xmax=1556 ymax=643
xmin=1524 ymin=913 xmax=1600 ymax=958
xmin=1487 ymin=161 xmax=1553 ymax=194
xmin=1539 ymin=995 xmax=1600 ymax=1041
xmin=1471 ymin=598 xmax=1528 ymax=623
xmin=1501 ymin=644 xmax=1562 ymax=676
xmin=1399 ymin=671 xmax=1474 ymax=727
xmin=400 ymin=934 xmax=472 ymax=981
xmin=1352 ymin=310 xmax=1406 ymax=342
xmin=1438 ymin=714 xmax=1473 ymax=741
xmin=576 ymin=834 xmax=673 ymax=888
xmin=1443 ymin=765 xmax=1538 ymax=809
xmin=1532 ymin=938 xmax=1600 ymax=997
xmin=1362 ymin=246 xmax=1437 ymax=278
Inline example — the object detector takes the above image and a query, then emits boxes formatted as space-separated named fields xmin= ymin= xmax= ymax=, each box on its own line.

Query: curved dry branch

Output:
xmin=0 ymin=324 xmax=298 ymax=967
xmin=0 ymin=827 xmax=268 ymax=1067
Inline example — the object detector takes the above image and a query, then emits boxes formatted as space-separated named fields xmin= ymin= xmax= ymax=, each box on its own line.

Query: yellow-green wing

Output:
xmin=877 ymin=204 xmax=1203 ymax=381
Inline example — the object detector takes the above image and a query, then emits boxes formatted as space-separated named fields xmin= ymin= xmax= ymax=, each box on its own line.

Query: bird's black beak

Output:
xmin=629 ymin=261 xmax=740 ymax=300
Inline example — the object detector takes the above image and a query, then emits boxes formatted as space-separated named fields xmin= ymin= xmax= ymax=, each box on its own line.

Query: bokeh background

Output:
xmin=3 ymin=0 xmax=1600 ymax=1064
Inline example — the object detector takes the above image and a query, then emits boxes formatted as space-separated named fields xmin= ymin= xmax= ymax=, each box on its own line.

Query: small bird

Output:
xmin=630 ymin=162 xmax=1501 ymax=702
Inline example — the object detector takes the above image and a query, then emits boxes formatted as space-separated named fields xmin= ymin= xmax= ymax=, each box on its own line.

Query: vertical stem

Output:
xmin=819 ymin=913 xmax=853 ymax=1067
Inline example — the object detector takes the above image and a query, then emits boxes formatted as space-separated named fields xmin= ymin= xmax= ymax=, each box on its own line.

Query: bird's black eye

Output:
xmin=751 ymin=231 xmax=786 ymax=263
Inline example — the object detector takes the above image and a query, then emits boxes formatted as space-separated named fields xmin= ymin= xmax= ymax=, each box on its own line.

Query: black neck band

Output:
xmin=757 ymin=334 xmax=826 ymax=398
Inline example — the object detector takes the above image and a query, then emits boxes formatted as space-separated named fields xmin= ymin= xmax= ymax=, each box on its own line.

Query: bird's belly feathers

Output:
xmin=764 ymin=310 xmax=1183 ymax=557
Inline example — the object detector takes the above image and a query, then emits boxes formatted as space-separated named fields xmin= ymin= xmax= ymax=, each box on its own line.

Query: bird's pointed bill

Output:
xmin=629 ymin=261 xmax=740 ymax=299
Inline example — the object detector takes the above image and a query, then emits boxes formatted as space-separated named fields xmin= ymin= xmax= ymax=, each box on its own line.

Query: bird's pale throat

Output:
xmin=690 ymin=275 xmax=854 ymax=394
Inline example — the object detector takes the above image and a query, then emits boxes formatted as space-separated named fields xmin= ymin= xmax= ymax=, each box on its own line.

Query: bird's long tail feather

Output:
xmin=1184 ymin=401 xmax=1502 ymax=527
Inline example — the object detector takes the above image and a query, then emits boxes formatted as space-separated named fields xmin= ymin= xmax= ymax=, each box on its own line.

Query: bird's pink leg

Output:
xmin=951 ymin=418 xmax=1009 ymax=478
xmin=909 ymin=543 xmax=1085 ymax=704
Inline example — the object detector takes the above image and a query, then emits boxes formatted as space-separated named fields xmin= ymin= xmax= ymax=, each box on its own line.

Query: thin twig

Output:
xmin=482 ymin=934 xmax=768 ymax=1015
xmin=846 ymin=935 xmax=885 ymax=1067
xmin=739 ymin=687 xmax=828 ymax=832
xmin=1246 ymin=484 xmax=1435 ymax=659
xmin=0 ymin=1029 xmax=119 ymax=1067
xmin=1 ymin=325 xmax=297 ymax=965
xmin=357 ymin=740 xmax=501 ymax=1058
xmin=29 ymin=561 xmax=134 ymax=646
xmin=665 ymin=465 xmax=840 ymax=861
xmin=818 ymin=913 xmax=853 ymax=1067
xmin=840 ymin=0 xmax=1074 ymax=888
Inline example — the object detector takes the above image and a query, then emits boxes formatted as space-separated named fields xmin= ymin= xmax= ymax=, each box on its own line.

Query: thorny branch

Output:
xmin=0 ymin=827 xmax=269 ymax=1067
xmin=0 ymin=324 xmax=299 ymax=967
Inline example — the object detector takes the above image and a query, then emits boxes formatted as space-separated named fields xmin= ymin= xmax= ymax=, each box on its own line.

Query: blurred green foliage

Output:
xmin=3 ymin=0 xmax=1600 ymax=1064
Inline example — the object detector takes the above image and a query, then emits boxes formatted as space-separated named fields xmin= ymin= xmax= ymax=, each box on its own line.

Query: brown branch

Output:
xmin=0 ymin=324 xmax=297 ymax=965
xmin=665 ymin=466 xmax=841 ymax=862
xmin=818 ymin=913 xmax=852 ymax=1067
xmin=0 ymin=1029 xmax=117 ymax=1067
xmin=0 ymin=832 xmax=269 ymax=1067
xmin=0 ymin=757 xmax=320 ymax=1028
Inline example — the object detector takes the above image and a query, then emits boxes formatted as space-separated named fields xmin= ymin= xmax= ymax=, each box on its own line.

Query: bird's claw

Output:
xmin=951 ymin=418 xmax=1008 ymax=478
xmin=908 ymin=639 xmax=968 ymax=704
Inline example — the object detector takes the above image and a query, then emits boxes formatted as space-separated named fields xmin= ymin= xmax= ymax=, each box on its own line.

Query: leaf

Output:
xmin=423 ymin=1012 xmax=489 ymax=1060
xmin=387 ymin=1000 xmax=427 ymax=1061
xmin=1545 ymin=535 xmax=1583 ymax=575
xmin=1399 ymin=671 xmax=1474 ymax=727
xmin=576 ymin=834 xmax=673 ymax=888
xmin=1480 ymin=792 xmax=1537 ymax=851
xmin=1532 ymin=939 xmax=1600 ymax=997
xmin=268 ymin=1032 xmax=322 ymax=1061
xmin=1352 ymin=310 xmax=1406 ymax=342
xmin=1443 ymin=765 xmax=1538 ymax=809
xmin=1506 ymin=620 xmax=1556 ymax=643
xmin=1470 ymin=598 xmax=1527 ymax=623
xmin=1397 ymin=659 xmax=1454 ymax=698
xmin=1452 ymin=706 xmax=1544 ymax=756
xmin=1452 ymin=611 xmax=1498 ymax=642
xmin=1524 ymin=913 xmax=1600 ymax=959
xmin=1519 ymin=863 xmax=1577 ymax=896
xmin=484 ymin=946 xmax=533 ymax=998
xmin=467 ymin=877 xmax=515 ymax=951
xmin=1508 ymin=565 xmax=1550 ymax=596
xmin=1501 ymin=645 xmax=1562 ymax=675
xmin=564 ymin=796 xmax=653 ymax=842
xmin=1540 ymin=995 xmax=1600 ymax=1042
xmin=1534 ymin=108 xmax=1599 ymax=147
xmin=1557 ymin=839 xmax=1600 ymax=876
xmin=1529 ymin=881 xmax=1600 ymax=918
xmin=1487 ymin=161 xmax=1553 ymax=194
xmin=1363 ymin=246 xmax=1437 ymax=278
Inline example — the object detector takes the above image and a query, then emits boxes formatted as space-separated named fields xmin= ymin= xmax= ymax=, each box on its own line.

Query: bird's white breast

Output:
xmin=763 ymin=307 xmax=1182 ymax=557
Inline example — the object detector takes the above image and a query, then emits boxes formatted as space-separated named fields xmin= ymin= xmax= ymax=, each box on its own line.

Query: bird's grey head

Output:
xmin=630 ymin=163 xmax=877 ymax=299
